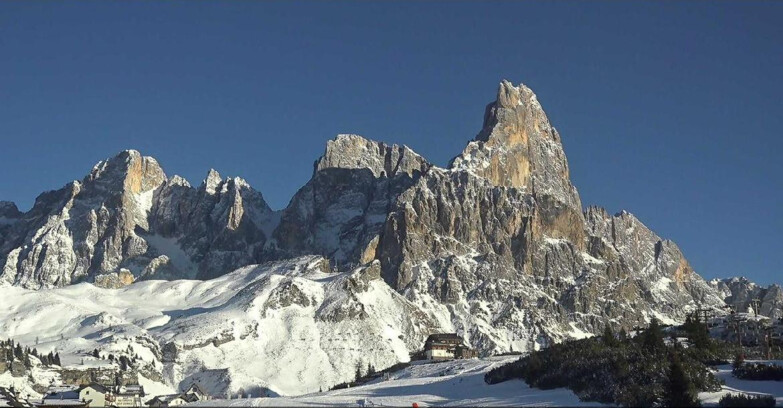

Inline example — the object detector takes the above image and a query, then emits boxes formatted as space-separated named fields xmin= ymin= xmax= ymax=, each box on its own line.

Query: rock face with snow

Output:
xmin=0 ymin=80 xmax=768 ymax=395
xmin=0 ymin=151 xmax=275 ymax=288
xmin=710 ymin=277 xmax=783 ymax=319
xmin=267 ymin=134 xmax=431 ymax=267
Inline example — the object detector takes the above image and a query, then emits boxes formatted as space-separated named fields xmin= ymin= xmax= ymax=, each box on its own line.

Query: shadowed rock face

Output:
xmin=0 ymin=81 xmax=747 ymax=353
xmin=265 ymin=135 xmax=431 ymax=267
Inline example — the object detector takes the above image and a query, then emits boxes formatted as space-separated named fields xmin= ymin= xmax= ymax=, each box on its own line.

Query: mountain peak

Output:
xmin=0 ymin=201 xmax=21 ymax=218
xmin=87 ymin=150 xmax=167 ymax=195
xmin=315 ymin=134 xmax=430 ymax=178
xmin=450 ymin=81 xmax=581 ymax=207
xmin=203 ymin=168 xmax=223 ymax=194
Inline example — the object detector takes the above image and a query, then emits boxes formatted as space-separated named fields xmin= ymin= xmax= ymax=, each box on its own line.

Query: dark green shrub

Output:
xmin=718 ymin=393 xmax=776 ymax=408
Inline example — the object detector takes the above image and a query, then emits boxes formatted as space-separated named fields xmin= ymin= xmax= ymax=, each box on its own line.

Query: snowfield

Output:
xmin=699 ymin=362 xmax=783 ymax=407
xmin=190 ymin=357 xmax=604 ymax=407
xmin=0 ymin=256 xmax=433 ymax=397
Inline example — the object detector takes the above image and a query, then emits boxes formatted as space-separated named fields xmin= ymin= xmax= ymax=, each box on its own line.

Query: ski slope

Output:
xmin=699 ymin=362 xmax=783 ymax=407
xmin=190 ymin=357 xmax=605 ymax=407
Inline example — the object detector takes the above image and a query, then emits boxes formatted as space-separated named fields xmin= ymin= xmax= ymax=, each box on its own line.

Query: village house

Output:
xmin=145 ymin=384 xmax=210 ymax=407
xmin=106 ymin=385 xmax=144 ymax=408
xmin=38 ymin=386 xmax=89 ymax=407
xmin=423 ymin=333 xmax=477 ymax=360
xmin=38 ymin=383 xmax=144 ymax=408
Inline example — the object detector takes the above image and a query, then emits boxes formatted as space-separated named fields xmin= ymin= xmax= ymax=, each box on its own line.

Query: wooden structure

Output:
xmin=423 ymin=333 xmax=476 ymax=360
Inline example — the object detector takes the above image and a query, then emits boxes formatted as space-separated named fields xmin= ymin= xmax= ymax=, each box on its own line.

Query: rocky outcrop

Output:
xmin=711 ymin=277 xmax=783 ymax=319
xmin=0 ymin=151 xmax=275 ymax=288
xmin=266 ymin=134 xmax=430 ymax=266
xmin=0 ymin=150 xmax=166 ymax=288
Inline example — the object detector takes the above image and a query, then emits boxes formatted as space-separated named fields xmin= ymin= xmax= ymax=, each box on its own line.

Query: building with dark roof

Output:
xmin=423 ymin=333 xmax=476 ymax=360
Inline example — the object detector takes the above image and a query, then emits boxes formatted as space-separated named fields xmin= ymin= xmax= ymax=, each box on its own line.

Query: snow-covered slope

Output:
xmin=0 ymin=257 xmax=433 ymax=396
xmin=191 ymin=357 xmax=605 ymax=407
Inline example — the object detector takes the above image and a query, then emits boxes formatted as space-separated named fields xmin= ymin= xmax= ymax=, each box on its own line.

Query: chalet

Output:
xmin=38 ymin=383 xmax=108 ymax=408
xmin=78 ymin=384 xmax=108 ymax=408
xmin=424 ymin=333 xmax=477 ymax=360
xmin=39 ymin=386 xmax=86 ymax=407
xmin=145 ymin=384 xmax=210 ymax=407
xmin=144 ymin=394 xmax=197 ymax=408
xmin=106 ymin=385 xmax=144 ymax=408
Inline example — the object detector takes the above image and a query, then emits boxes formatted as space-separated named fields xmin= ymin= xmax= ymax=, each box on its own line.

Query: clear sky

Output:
xmin=1 ymin=2 xmax=781 ymax=285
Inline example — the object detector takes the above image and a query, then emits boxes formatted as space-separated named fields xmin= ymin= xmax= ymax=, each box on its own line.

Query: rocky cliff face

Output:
xmin=266 ymin=134 xmax=430 ymax=267
xmin=0 ymin=151 xmax=275 ymax=288
xmin=0 ymin=80 xmax=748 ymax=352
xmin=710 ymin=277 xmax=783 ymax=319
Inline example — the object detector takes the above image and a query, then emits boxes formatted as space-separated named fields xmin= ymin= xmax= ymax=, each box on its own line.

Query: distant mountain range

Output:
xmin=0 ymin=81 xmax=779 ymax=396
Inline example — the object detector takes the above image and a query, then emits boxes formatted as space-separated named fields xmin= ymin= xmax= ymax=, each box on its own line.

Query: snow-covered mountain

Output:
xmin=0 ymin=80 xmax=772 ymax=396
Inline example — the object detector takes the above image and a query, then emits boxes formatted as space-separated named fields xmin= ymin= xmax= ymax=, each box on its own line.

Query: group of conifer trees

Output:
xmin=1 ymin=338 xmax=61 ymax=368
xmin=485 ymin=316 xmax=724 ymax=407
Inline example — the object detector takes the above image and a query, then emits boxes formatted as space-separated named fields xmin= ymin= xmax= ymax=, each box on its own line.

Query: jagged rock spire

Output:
xmin=450 ymin=80 xmax=582 ymax=211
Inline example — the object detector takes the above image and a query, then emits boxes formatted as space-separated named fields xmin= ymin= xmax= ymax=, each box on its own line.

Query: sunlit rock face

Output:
xmin=0 ymin=81 xmax=734 ymax=356
xmin=0 ymin=150 xmax=275 ymax=288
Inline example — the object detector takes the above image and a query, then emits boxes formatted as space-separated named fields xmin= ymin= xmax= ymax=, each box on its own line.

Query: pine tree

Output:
xmin=642 ymin=318 xmax=665 ymax=353
xmin=732 ymin=352 xmax=745 ymax=370
xmin=355 ymin=361 xmax=363 ymax=382
xmin=603 ymin=325 xmax=618 ymax=348
xmin=663 ymin=350 xmax=700 ymax=407
xmin=92 ymin=349 xmax=100 ymax=358
xmin=24 ymin=353 xmax=32 ymax=368
xmin=684 ymin=314 xmax=710 ymax=350
xmin=14 ymin=343 xmax=23 ymax=360
xmin=54 ymin=353 xmax=61 ymax=366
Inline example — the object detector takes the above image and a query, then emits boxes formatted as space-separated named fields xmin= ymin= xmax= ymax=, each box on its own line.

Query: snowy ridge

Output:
xmin=0 ymin=257 xmax=433 ymax=396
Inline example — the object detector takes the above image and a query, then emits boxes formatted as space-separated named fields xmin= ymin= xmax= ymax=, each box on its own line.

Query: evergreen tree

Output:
xmin=603 ymin=325 xmax=618 ymax=348
xmin=684 ymin=314 xmax=711 ymax=350
xmin=732 ymin=353 xmax=745 ymax=370
xmin=24 ymin=353 xmax=32 ymax=368
xmin=14 ymin=343 xmax=23 ymax=360
xmin=92 ymin=349 xmax=100 ymax=358
xmin=355 ymin=361 xmax=363 ymax=382
xmin=53 ymin=353 xmax=61 ymax=366
xmin=663 ymin=350 xmax=700 ymax=407
xmin=642 ymin=318 xmax=665 ymax=353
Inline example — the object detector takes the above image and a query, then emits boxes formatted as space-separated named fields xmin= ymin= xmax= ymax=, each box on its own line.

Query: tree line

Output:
xmin=2 ymin=338 xmax=61 ymax=368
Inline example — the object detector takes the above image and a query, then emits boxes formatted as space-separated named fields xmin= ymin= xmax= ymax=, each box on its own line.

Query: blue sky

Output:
xmin=1 ymin=2 xmax=781 ymax=285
